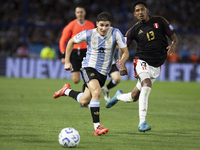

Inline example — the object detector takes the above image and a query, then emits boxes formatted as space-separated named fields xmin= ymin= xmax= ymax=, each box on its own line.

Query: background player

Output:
xmin=106 ymin=1 xmax=178 ymax=132
xmin=54 ymin=12 xmax=129 ymax=136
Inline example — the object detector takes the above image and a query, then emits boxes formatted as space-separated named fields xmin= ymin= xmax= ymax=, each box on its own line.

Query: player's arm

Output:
xmin=116 ymin=30 xmax=130 ymax=75
xmin=64 ymin=30 xmax=87 ymax=70
xmin=161 ymin=17 xmax=178 ymax=55
xmin=117 ymin=47 xmax=129 ymax=76
xmin=64 ymin=37 xmax=77 ymax=70
xmin=167 ymin=33 xmax=178 ymax=55
xmin=115 ymin=30 xmax=129 ymax=66
xmin=59 ymin=26 xmax=71 ymax=64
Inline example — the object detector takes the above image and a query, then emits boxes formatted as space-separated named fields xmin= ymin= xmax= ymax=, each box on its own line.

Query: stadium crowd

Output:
xmin=0 ymin=0 xmax=200 ymax=63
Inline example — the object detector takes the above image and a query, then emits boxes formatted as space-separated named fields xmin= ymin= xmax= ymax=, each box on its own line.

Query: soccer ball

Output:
xmin=58 ymin=127 xmax=80 ymax=148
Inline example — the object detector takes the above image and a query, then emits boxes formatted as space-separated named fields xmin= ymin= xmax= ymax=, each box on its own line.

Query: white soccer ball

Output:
xmin=58 ymin=127 xmax=80 ymax=148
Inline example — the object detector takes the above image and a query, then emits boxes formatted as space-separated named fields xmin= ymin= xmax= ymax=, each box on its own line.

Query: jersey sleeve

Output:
xmin=125 ymin=26 xmax=135 ymax=47
xmin=116 ymin=29 xmax=127 ymax=49
xmin=160 ymin=17 xmax=175 ymax=37
xmin=59 ymin=25 xmax=72 ymax=53
xmin=74 ymin=30 xmax=87 ymax=44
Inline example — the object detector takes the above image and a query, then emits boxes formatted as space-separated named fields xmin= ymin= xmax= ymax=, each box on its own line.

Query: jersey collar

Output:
xmin=76 ymin=19 xmax=86 ymax=26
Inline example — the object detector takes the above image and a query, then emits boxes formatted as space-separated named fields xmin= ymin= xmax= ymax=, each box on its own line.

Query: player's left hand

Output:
xmin=166 ymin=44 xmax=176 ymax=55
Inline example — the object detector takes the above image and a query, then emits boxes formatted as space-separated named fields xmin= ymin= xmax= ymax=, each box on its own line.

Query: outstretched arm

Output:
xmin=64 ymin=37 xmax=77 ymax=70
xmin=167 ymin=33 xmax=178 ymax=55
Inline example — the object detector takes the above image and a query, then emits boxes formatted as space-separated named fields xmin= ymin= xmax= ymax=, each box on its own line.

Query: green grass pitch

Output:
xmin=0 ymin=77 xmax=200 ymax=150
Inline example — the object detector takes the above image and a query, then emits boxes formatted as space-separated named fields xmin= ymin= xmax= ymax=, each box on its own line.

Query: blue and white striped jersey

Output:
xmin=74 ymin=27 xmax=126 ymax=75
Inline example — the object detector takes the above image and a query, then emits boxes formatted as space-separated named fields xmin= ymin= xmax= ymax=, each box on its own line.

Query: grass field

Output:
xmin=0 ymin=77 xmax=200 ymax=150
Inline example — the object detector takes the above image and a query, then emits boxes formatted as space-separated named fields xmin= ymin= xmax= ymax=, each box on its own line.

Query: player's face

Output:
xmin=134 ymin=4 xmax=149 ymax=23
xmin=96 ymin=21 xmax=111 ymax=36
xmin=75 ymin=7 xmax=86 ymax=20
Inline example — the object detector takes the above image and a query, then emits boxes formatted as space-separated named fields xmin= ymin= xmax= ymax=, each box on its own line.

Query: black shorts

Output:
xmin=70 ymin=49 xmax=87 ymax=72
xmin=80 ymin=67 xmax=107 ymax=87
xmin=108 ymin=64 xmax=119 ymax=76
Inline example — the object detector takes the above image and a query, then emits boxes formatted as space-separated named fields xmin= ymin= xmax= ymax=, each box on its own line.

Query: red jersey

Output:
xmin=59 ymin=19 xmax=95 ymax=53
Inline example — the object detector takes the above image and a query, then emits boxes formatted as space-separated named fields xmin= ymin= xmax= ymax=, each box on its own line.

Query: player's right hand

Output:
xmin=64 ymin=62 xmax=73 ymax=70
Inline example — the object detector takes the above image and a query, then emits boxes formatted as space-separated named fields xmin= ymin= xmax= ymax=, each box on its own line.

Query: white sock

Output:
xmin=139 ymin=86 xmax=151 ymax=125
xmin=111 ymin=79 xmax=117 ymax=84
xmin=117 ymin=92 xmax=133 ymax=102
xmin=76 ymin=93 xmax=83 ymax=103
xmin=94 ymin=122 xmax=100 ymax=130
xmin=64 ymin=89 xmax=72 ymax=95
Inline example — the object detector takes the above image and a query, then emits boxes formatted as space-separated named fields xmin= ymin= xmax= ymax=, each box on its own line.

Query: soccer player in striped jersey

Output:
xmin=53 ymin=12 xmax=129 ymax=136
xmin=106 ymin=1 xmax=178 ymax=132
xmin=59 ymin=6 xmax=121 ymax=103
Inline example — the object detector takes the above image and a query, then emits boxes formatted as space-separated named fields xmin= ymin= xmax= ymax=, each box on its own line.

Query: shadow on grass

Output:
xmin=115 ymin=129 xmax=200 ymax=138
xmin=0 ymin=134 xmax=56 ymax=143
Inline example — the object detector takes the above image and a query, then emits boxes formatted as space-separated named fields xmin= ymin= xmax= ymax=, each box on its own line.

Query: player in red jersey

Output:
xmin=106 ymin=1 xmax=178 ymax=132
xmin=59 ymin=6 xmax=95 ymax=84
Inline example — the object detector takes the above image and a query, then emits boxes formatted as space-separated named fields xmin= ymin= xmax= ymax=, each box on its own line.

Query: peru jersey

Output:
xmin=126 ymin=15 xmax=175 ymax=67
xmin=74 ymin=27 xmax=126 ymax=75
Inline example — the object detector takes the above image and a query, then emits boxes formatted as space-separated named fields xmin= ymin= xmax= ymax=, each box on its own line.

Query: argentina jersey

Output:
xmin=74 ymin=27 xmax=126 ymax=75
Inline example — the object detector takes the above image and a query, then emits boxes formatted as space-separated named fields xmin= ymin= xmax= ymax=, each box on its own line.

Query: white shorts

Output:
xmin=133 ymin=59 xmax=161 ymax=90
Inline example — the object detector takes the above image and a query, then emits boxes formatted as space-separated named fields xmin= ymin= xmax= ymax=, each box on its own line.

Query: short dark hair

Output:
xmin=97 ymin=12 xmax=112 ymax=23
xmin=75 ymin=5 xmax=85 ymax=10
xmin=132 ymin=1 xmax=147 ymax=12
